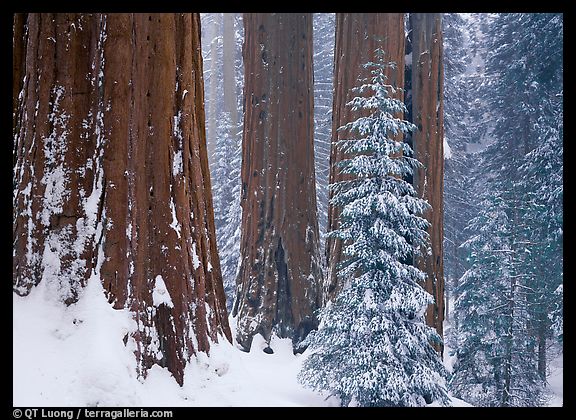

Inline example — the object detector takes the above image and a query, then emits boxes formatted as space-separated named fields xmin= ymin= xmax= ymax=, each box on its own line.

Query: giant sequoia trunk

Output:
xmin=326 ymin=13 xmax=406 ymax=302
xmin=13 ymin=13 xmax=27 ymax=161
xmin=408 ymin=13 xmax=445 ymax=348
xmin=232 ymin=13 xmax=322 ymax=351
xmin=12 ymin=13 xmax=231 ymax=386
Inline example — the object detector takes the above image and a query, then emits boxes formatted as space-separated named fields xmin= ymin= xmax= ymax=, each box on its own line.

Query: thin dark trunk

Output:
xmin=502 ymin=276 xmax=514 ymax=407
xmin=537 ymin=310 xmax=547 ymax=381
xmin=223 ymin=13 xmax=239 ymax=131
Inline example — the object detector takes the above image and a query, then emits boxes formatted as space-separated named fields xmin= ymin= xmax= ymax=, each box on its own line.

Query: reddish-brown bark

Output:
xmin=410 ymin=13 xmax=445 ymax=350
xmin=326 ymin=13 xmax=406 ymax=302
xmin=12 ymin=13 xmax=231 ymax=386
xmin=13 ymin=14 xmax=101 ymax=303
xmin=232 ymin=13 xmax=322 ymax=351
xmin=13 ymin=13 xmax=28 ymax=154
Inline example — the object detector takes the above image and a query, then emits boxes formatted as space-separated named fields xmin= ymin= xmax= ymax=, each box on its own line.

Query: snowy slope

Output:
xmin=13 ymin=277 xmax=141 ymax=406
xmin=546 ymin=352 xmax=563 ymax=407
xmin=13 ymin=279 xmax=561 ymax=407
xmin=441 ymin=298 xmax=563 ymax=407
xmin=13 ymin=278 xmax=335 ymax=407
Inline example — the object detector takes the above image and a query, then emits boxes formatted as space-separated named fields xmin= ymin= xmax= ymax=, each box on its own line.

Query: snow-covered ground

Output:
xmin=441 ymin=297 xmax=563 ymax=408
xmin=13 ymin=277 xmax=336 ymax=407
xmin=546 ymin=351 xmax=563 ymax=407
xmin=13 ymin=278 xmax=561 ymax=407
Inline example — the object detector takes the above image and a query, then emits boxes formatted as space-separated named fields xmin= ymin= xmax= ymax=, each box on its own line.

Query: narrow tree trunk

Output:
xmin=409 ymin=13 xmax=445 ymax=349
xmin=206 ymin=14 xmax=220 ymax=159
xmin=232 ymin=13 xmax=322 ymax=352
xmin=533 ymin=258 xmax=550 ymax=385
xmin=223 ymin=13 xmax=239 ymax=131
xmin=445 ymin=279 xmax=449 ymax=321
xmin=326 ymin=13 xmax=406 ymax=303
xmin=13 ymin=13 xmax=231 ymax=386
xmin=502 ymin=274 xmax=515 ymax=406
xmin=537 ymin=305 xmax=547 ymax=381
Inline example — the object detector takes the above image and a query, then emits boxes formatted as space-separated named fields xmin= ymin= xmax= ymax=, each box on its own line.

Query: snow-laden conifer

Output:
xmin=298 ymin=50 xmax=449 ymax=407
xmin=211 ymin=111 xmax=242 ymax=309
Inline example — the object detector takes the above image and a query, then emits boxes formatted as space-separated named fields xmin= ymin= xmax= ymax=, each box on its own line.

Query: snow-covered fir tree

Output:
xmin=211 ymin=111 xmax=242 ymax=309
xmin=549 ymin=285 xmax=563 ymax=342
xmin=211 ymin=112 xmax=233 ymax=228
xmin=459 ymin=13 xmax=495 ymax=152
xmin=450 ymin=185 xmax=545 ymax=407
xmin=298 ymin=51 xmax=449 ymax=407
xmin=442 ymin=13 xmax=477 ymax=319
xmin=450 ymin=13 xmax=563 ymax=406
xmin=518 ymin=88 xmax=563 ymax=380
xmin=514 ymin=14 xmax=563 ymax=375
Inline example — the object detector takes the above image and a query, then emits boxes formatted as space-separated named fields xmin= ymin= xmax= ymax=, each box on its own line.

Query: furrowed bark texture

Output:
xmin=410 ymin=13 xmax=445 ymax=348
xmin=232 ymin=13 xmax=322 ymax=351
xmin=13 ymin=13 xmax=28 ymax=160
xmin=12 ymin=13 xmax=231 ymax=386
xmin=326 ymin=13 xmax=406 ymax=302
xmin=13 ymin=13 xmax=101 ymax=304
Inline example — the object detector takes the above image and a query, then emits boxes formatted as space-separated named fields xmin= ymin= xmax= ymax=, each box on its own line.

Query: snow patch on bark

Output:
xmin=443 ymin=136 xmax=453 ymax=159
xmin=172 ymin=112 xmax=183 ymax=177
xmin=39 ymin=166 xmax=67 ymax=227
xmin=191 ymin=242 xmax=201 ymax=270
xmin=152 ymin=275 xmax=174 ymax=309
xmin=405 ymin=52 xmax=412 ymax=66
xmin=169 ymin=196 xmax=181 ymax=239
